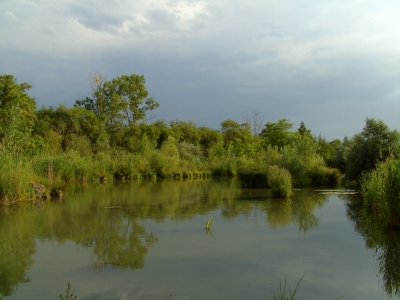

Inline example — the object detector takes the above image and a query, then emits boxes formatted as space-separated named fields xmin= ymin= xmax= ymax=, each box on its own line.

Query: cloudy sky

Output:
xmin=2 ymin=0 xmax=400 ymax=140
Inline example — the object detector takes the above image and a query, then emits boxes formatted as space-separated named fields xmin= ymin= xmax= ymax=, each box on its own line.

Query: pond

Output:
xmin=0 ymin=178 xmax=399 ymax=299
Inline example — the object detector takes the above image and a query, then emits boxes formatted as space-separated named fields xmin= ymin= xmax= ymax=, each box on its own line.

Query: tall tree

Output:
xmin=75 ymin=74 xmax=159 ymax=132
xmin=0 ymin=75 xmax=37 ymax=152
xmin=346 ymin=118 xmax=400 ymax=180
xmin=261 ymin=118 xmax=294 ymax=149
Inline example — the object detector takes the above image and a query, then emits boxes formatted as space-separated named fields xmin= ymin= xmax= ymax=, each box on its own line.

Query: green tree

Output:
xmin=35 ymin=105 xmax=109 ymax=154
xmin=220 ymin=119 xmax=257 ymax=156
xmin=0 ymin=75 xmax=37 ymax=153
xmin=346 ymin=118 xmax=400 ymax=180
xmin=75 ymin=74 xmax=159 ymax=132
xmin=261 ymin=118 xmax=294 ymax=149
xmin=199 ymin=126 xmax=223 ymax=156
xmin=297 ymin=121 xmax=312 ymax=137
xmin=316 ymin=135 xmax=342 ymax=167
xmin=221 ymin=119 xmax=252 ymax=145
xmin=169 ymin=120 xmax=201 ymax=146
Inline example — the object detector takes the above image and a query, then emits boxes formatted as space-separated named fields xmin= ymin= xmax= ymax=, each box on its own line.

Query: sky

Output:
xmin=1 ymin=0 xmax=400 ymax=140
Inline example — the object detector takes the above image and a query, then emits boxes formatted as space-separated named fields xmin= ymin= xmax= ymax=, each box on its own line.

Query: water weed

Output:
xmin=273 ymin=273 xmax=305 ymax=300
xmin=205 ymin=216 xmax=215 ymax=230
xmin=59 ymin=280 xmax=77 ymax=300
xmin=361 ymin=158 xmax=400 ymax=228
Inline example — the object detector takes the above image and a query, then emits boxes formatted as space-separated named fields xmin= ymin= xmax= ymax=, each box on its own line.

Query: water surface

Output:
xmin=0 ymin=179 xmax=398 ymax=299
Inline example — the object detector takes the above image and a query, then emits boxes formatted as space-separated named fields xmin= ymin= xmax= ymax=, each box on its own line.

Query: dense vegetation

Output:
xmin=1 ymin=73 xmax=400 ymax=207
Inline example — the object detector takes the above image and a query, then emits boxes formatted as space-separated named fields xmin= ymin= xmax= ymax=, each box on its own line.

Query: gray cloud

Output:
xmin=1 ymin=0 xmax=400 ymax=140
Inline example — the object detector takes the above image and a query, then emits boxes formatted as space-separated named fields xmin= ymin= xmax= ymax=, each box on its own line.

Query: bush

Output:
xmin=309 ymin=167 xmax=342 ymax=187
xmin=361 ymin=159 xmax=400 ymax=228
xmin=267 ymin=165 xmax=293 ymax=198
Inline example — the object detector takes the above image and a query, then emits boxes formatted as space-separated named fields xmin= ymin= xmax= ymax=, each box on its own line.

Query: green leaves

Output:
xmin=261 ymin=118 xmax=294 ymax=149
xmin=0 ymin=74 xmax=37 ymax=154
xmin=75 ymin=74 xmax=160 ymax=134
xmin=346 ymin=118 xmax=400 ymax=180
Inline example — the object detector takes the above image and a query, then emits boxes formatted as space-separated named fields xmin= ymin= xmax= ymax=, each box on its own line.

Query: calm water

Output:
xmin=1 ymin=179 xmax=399 ymax=299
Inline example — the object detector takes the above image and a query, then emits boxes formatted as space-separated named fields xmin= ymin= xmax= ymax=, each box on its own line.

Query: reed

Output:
xmin=361 ymin=158 xmax=400 ymax=228
xmin=205 ymin=216 xmax=215 ymax=230
xmin=0 ymin=151 xmax=36 ymax=204
xmin=273 ymin=273 xmax=305 ymax=300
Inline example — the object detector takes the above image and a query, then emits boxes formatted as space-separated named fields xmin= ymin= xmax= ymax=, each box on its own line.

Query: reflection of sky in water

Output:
xmin=3 ymin=187 xmax=384 ymax=300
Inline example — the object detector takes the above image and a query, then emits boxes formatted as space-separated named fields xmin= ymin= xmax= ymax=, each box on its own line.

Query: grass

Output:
xmin=361 ymin=158 xmax=400 ymax=228
xmin=205 ymin=216 xmax=215 ymax=230
xmin=273 ymin=273 xmax=305 ymax=300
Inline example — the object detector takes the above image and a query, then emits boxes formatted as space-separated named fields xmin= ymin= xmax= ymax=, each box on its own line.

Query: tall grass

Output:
xmin=0 ymin=152 xmax=36 ymax=204
xmin=361 ymin=158 xmax=400 ymax=228
xmin=273 ymin=273 xmax=305 ymax=300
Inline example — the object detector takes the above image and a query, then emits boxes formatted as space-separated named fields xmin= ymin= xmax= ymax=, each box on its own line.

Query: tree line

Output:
xmin=1 ymin=73 xmax=399 ymax=203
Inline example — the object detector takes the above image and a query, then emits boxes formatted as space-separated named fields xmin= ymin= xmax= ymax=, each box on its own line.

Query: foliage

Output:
xmin=0 ymin=74 xmax=355 ymax=203
xmin=0 ymin=74 xmax=37 ymax=154
xmin=35 ymin=105 xmax=109 ymax=154
xmin=361 ymin=158 xmax=400 ymax=228
xmin=261 ymin=118 xmax=294 ymax=149
xmin=316 ymin=136 xmax=342 ymax=168
xmin=221 ymin=119 xmax=252 ymax=145
xmin=346 ymin=118 xmax=400 ymax=181
xmin=75 ymin=74 xmax=159 ymax=132
xmin=267 ymin=166 xmax=293 ymax=198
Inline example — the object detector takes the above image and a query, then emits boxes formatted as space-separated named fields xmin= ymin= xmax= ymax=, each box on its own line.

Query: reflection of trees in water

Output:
xmin=78 ymin=213 xmax=158 ymax=269
xmin=0 ymin=208 xmax=35 ymax=296
xmin=192 ymin=185 xmax=328 ymax=233
xmin=0 ymin=180 xmax=329 ymax=296
xmin=35 ymin=201 xmax=159 ymax=270
xmin=345 ymin=195 xmax=400 ymax=297
xmin=220 ymin=188 xmax=327 ymax=233
xmin=258 ymin=190 xmax=327 ymax=233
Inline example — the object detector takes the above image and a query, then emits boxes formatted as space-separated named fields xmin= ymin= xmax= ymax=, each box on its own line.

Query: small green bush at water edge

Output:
xmin=267 ymin=166 xmax=293 ymax=198
xmin=237 ymin=166 xmax=293 ymax=198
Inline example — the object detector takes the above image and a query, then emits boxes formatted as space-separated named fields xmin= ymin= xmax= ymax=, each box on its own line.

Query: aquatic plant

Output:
xmin=273 ymin=273 xmax=305 ymax=300
xmin=361 ymin=158 xmax=400 ymax=228
xmin=205 ymin=216 xmax=215 ymax=230
xmin=59 ymin=280 xmax=77 ymax=300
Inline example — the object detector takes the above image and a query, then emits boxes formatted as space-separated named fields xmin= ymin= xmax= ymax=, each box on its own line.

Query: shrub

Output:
xmin=267 ymin=165 xmax=293 ymax=198
xmin=361 ymin=158 xmax=400 ymax=228
xmin=309 ymin=166 xmax=342 ymax=187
